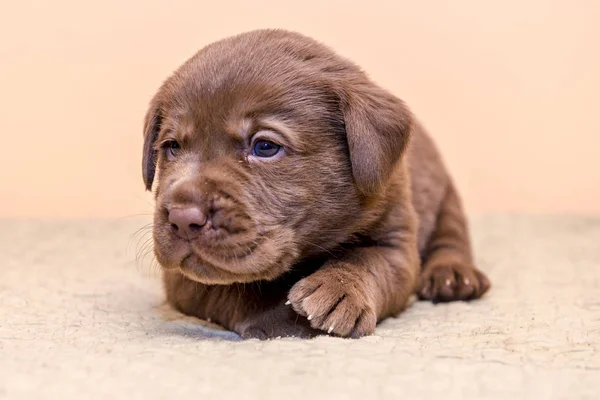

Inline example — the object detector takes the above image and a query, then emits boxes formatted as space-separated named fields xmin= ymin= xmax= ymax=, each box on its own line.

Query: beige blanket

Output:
xmin=1 ymin=215 xmax=599 ymax=399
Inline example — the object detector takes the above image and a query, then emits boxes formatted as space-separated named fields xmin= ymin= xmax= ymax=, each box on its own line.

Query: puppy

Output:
xmin=141 ymin=29 xmax=490 ymax=339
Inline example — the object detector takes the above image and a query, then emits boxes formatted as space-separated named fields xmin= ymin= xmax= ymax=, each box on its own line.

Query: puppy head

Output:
xmin=142 ymin=30 xmax=413 ymax=284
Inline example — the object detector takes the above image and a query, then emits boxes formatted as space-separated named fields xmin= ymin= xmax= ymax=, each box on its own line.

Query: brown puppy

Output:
xmin=142 ymin=29 xmax=490 ymax=339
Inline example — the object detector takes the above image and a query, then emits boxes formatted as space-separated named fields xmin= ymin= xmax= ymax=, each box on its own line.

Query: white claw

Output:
xmin=285 ymin=300 xmax=291 ymax=305
xmin=307 ymin=315 xmax=313 ymax=321
xmin=328 ymin=326 xmax=334 ymax=334
xmin=445 ymin=279 xmax=452 ymax=286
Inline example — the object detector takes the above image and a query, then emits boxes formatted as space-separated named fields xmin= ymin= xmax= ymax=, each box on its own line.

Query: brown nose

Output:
xmin=168 ymin=206 xmax=207 ymax=239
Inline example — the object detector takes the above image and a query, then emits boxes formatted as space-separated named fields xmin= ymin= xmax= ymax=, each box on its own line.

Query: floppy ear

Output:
xmin=341 ymin=81 xmax=413 ymax=195
xmin=142 ymin=100 xmax=162 ymax=191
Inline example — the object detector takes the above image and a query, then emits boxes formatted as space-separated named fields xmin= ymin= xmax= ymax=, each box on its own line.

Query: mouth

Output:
xmin=154 ymin=223 xmax=284 ymax=284
xmin=177 ymin=252 xmax=279 ymax=284
xmin=179 ymin=253 xmax=224 ymax=283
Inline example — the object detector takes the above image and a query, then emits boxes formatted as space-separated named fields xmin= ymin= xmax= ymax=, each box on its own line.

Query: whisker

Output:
xmin=127 ymin=223 xmax=153 ymax=255
xmin=134 ymin=230 xmax=153 ymax=252
xmin=299 ymin=239 xmax=338 ymax=258
xmin=149 ymin=256 xmax=161 ymax=276
xmin=135 ymin=237 xmax=155 ymax=272
xmin=116 ymin=213 xmax=153 ymax=221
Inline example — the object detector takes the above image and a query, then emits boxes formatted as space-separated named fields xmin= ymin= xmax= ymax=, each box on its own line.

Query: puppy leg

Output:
xmin=234 ymin=302 xmax=322 ymax=340
xmin=417 ymin=181 xmax=490 ymax=302
xmin=287 ymin=243 xmax=419 ymax=338
xmin=164 ymin=270 xmax=321 ymax=339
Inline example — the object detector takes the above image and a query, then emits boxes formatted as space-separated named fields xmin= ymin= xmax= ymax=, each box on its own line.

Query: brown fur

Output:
xmin=141 ymin=29 xmax=490 ymax=339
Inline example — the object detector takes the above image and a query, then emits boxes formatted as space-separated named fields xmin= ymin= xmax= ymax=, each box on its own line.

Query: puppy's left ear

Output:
xmin=142 ymin=99 xmax=163 ymax=191
xmin=341 ymin=80 xmax=413 ymax=196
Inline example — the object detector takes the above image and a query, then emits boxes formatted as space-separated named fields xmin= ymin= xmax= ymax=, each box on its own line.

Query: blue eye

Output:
xmin=163 ymin=140 xmax=181 ymax=160
xmin=252 ymin=140 xmax=281 ymax=158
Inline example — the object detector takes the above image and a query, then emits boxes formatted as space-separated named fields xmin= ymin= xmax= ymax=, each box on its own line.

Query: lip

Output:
xmin=155 ymin=220 xmax=277 ymax=282
xmin=178 ymin=252 xmax=274 ymax=285
xmin=185 ymin=243 xmax=259 ymax=274
xmin=153 ymin=225 xmax=193 ymax=270
xmin=157 ymin=248 xmax=191 ymax=271
xmin=190 ymin=238 xmax=260 ymax=261
xmin=179 ymin=254 xmax=225 ymax=283
xmin=164 ymin=233 xmax=261 ymax=265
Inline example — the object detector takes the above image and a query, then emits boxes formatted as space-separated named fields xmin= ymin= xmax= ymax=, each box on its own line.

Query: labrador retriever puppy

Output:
xmin=142 ymin=29 xmax=490 ymax=339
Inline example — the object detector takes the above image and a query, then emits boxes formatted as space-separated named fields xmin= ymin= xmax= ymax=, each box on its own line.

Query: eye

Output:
xmin=252 ymin=140 xmax=281 ymax=158
xmin=163 ymin=140 xmax=180 ymax=160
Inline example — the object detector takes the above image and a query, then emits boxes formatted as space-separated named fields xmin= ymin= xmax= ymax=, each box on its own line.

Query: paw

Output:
xmin=417 ymin=262 xmax=490 ymax=302
xmin=287 ymin=269 xmax=377 ymax=338
xmin=234 ymin=304 xmax=321 ymax=340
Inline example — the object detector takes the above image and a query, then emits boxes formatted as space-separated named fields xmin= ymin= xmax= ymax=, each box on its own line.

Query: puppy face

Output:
xmin=142 ymin=30 xmax=412 ymax=284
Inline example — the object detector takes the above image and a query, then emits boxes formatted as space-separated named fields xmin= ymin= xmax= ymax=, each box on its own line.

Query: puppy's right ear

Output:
xmin=142 ymin=100 xmax=162 ymax=191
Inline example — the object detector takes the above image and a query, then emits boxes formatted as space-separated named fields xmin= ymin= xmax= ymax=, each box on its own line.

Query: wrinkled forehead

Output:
xmin=160 ymin=61 xmax=339 ymax=148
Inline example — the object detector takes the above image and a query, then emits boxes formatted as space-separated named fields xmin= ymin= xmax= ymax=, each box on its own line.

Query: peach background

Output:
xmin=1 ymin=0 xmax=598 ymax=218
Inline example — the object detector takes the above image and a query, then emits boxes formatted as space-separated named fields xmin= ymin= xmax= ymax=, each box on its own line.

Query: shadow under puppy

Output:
xmin=142 ymin=29 xmax=490 ymax=339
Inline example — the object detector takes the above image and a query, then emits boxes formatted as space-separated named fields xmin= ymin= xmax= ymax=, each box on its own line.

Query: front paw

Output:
xmin=234 ymin=304 xmax=321 ymax=340
xmin=417 ymin=262 xmax=491 ymax=302
xmin=287 ymin=269 xmax=377 ymax=338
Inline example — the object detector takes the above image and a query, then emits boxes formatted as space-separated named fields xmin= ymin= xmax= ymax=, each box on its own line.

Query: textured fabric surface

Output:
xmin=1 ymin=215 xmax=599 ymax=399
